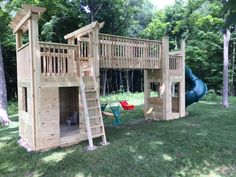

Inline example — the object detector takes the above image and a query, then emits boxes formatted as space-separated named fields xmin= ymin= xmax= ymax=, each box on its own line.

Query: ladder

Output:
xmin=80 ymin=67 xmax=109 ymax=150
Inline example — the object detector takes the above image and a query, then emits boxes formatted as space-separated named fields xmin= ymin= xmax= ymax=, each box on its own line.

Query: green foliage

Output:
xmin=143 ymin=0 xmax=226 ymax=92
xmin=224 ymin=0 xmax=236 ymax=28
xmin=7 ymin=100 xmax=18 ymax=116
xmin=41 ymin=16 xmax=59 ymax=41
xmin=141 ymin=12 xmax=169 ymax=40
xmin=201 ymin=89 xmax=220 ymax=102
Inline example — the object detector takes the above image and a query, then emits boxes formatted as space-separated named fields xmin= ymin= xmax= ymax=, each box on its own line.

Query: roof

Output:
xmin=10 ymin=4 xmax=46 ymax=33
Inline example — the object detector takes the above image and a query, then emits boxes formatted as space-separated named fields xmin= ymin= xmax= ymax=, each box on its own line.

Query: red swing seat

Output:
xmin=119 ymin=101 xmax=135 ymax=110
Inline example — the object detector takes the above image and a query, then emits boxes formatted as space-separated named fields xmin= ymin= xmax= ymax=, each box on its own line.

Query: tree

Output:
xmin=223 ymin=0 xmax=230 ymax=108
xmin=224 ymin=0 xmax=236 ymax=28
xmin=223 ymin=29 xmax=230 ymax=107
xmin=0 ymin=43 xmax=10 ymax=125
xmin=0 ymin=7 xmax=12 ymax=125
xmin=142 ymin=0 xmax=225 ymax=94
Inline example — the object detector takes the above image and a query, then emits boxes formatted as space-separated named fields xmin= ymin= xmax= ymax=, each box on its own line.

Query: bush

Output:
xmin=202 ymin=89 xmax=220 ymax=102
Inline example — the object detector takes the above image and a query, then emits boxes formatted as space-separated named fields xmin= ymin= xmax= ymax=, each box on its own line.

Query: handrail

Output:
xmin=99 ymin=33 xmax=162 ymax=43
xmin=39 ymin=42 xmax=78 ymax=77
xmin=17 ymin=42 xmax=29 ymax=52
xmin=38 ymin=41 xmax=77 ymax=47
xmin=99 ymin=34 xmax=161 ymax=69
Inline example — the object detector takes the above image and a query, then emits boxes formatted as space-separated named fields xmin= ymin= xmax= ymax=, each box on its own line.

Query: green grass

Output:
xmin=1 ymin=93 xmax=236 ymax=177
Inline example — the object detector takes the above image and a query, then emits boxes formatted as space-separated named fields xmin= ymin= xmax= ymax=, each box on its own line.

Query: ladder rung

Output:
xmin=88 ymin=106 xmax=100 ymax=110
xmin=83 ymin=76 xmax=93 ymax=78
xmin=91 ymin=125 xmax=103 ymax=129
xmin=86 ymin=98 xmax=97 ymax=101
xmin=85 ymin=89 xmax=96 ymax=92
xmin=89 ymin=115 xmax=101 ymax=119
xmin=92 ymin=133 xmax=104 ymax=138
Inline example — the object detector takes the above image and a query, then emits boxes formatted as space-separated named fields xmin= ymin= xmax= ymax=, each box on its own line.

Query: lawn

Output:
xmin=0 ymin=93 xmax=236 ymax=177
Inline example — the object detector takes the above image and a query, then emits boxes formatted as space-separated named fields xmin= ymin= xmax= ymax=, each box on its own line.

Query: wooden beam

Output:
xmin=99 ymin=21 xmax=105 ymax=29
xmin=13 ymin=10 xmax=32 ymax=33
xmin=22 ymin=4 xmax=46 ymax=15
xmin=169 ymin=51 xmax=182 ymax=56
xmin=10 ymin=11 xmax=24 ymax=29
xmin=64 ymin=21 xmax=99 ymax=40
xmin=11 ymin=4 xmax=46 ymax=31
xmin=161 ymin=37 xmax=171 ymax=120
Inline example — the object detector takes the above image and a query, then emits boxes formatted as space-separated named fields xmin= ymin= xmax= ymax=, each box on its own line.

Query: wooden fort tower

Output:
xmin=11 ymin=5 xmax=185 ymax=151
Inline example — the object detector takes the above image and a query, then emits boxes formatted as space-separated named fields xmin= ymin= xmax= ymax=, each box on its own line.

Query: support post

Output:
xmin=179 ymin=41 xmax=186 ymax=117
xmin=16 ymin=30 xmax=23 ymax=49
xmin=144 ymin=70 xmax=150 ymax=111
xmin=92 ymin=25 xmax=100 ymax=92
xmin=29 ymin=13 xmax=41 ymax=150
xmin=161 ymin=37 xmax=171 ymax=120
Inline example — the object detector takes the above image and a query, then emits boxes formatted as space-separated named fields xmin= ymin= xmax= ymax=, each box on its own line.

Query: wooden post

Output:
xmin=16 ymin=30 xmax=23 ymax=136
xmin=161 ymin=37 xmax=171 ymax=120
xmin=29 ymin=13 xmax=41 ymax=150
xmin=16 ymin=30 xmax=23 ymax=49
xmin=92 ymin=24 xmax=100 ymax=92
xmin=179 ymin=41 xmax=186 ymax=117
xmin=144 ymin=70 xmax=150 ymax=111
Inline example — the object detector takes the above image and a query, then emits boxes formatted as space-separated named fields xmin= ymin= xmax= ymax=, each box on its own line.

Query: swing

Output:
xmin=110 ymin=105 xmax=122 ymax=125
xmin=101 ymin=103 xmax=107 ymax=112
xmin=119 ymin=100 xmax=135 ymax=110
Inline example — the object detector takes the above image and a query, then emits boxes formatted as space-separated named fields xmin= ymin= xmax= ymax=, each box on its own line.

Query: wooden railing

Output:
xmin=99 ymin=33 xmax=162 ymax=69
xmin=39 ymin=42 xmax=78 ymax=77
xmin=169 ymin=52 xmax=183 ymax=76
xmin=77 ymin=39 xmax=90 ymax=69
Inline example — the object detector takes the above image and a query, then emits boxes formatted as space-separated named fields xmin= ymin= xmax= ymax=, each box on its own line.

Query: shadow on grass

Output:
xmin=0 ymin=102 xmax=236 ymax=177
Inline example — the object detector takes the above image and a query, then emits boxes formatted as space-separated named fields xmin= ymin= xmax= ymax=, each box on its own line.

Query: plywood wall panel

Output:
xmin=38 ymin=87 xmax=60 ymax=150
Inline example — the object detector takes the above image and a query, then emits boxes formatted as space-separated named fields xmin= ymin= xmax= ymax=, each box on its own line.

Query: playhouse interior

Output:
xmin=11 ymin=5 xmax=186 ymax=151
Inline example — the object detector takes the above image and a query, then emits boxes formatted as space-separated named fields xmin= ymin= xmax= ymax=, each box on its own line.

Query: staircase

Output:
xmin=80 ymin=67 xmax=109 ymax=150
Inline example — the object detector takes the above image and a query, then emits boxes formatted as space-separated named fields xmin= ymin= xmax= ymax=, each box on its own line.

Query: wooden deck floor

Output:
xmin=60 ymin=124 xmax=88 ymax=147
xmin=60 ymin=124 xmax=80 ymax=138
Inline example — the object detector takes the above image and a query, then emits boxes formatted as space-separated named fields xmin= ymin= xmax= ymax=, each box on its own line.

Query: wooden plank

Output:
xmin=179 ymin=41 xmax=186 ymax=118
xmin=21 ymin=4 xmax=46 ymax=15
xmin=64 ymin=21 xmax=99 ymax=40
xmin=13 ymin=10 xmax=32 ymax=33
xmin=161 ymin=37 xmax=171 ymax=120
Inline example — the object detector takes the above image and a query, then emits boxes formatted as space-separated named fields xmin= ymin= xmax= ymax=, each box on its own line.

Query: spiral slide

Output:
xmin=185 ymin=67 xmax=208 ymax=107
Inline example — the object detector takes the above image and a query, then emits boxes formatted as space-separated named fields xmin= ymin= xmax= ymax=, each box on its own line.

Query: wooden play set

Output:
xmin=11 ymin=5 xmax=186 ymax=151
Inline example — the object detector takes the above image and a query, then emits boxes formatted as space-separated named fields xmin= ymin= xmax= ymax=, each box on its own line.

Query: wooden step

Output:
xmin=92 ymin=133 xmax=104 ymax=139
xmin=86 ymin=98 xmax=97 ymax=101
xmin=85 ymin=89 xmax=97 ymax=92
xmin=89 ymin=115 xmax=101 ymax=119
xmin=88 ymin=106 xmax=100 ymax=110
xmin=90 ymin=125 xmax=103 ymax=129
xmin=82 ymin=76 xmax=93 ymax=80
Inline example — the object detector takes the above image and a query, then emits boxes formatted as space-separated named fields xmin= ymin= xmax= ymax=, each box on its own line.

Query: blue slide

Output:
xmin=185 ymin=67 xmax=207 ymax=107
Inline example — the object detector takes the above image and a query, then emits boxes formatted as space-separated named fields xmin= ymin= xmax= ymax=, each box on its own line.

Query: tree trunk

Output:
xmin=102 ymin=69 xmax=107 ymax=96
xmin=0 ymin=43 xmax=10 ymax=125
xmin=223 ymin=29 xmax=230 ymax=108
xmin=126 ymin=70 xmax=130 ymax=93
xmin=141 ymin=70 xmax=144 ymax=92
xmin=131 ymin=70 xmax=134 ymax=92
xmin=230 ymin=41 xmax=235 ymax=95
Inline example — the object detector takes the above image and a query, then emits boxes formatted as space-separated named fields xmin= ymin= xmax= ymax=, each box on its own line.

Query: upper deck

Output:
xmin=16 ymin=19 xmax=184 ymax=87
xmin=99 ymin=34 xmax=161 ymax=69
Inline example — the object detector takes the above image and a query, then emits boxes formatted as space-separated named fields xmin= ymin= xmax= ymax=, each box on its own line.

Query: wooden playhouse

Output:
xmin=11 ymin=5 xmax=186 ymax=151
